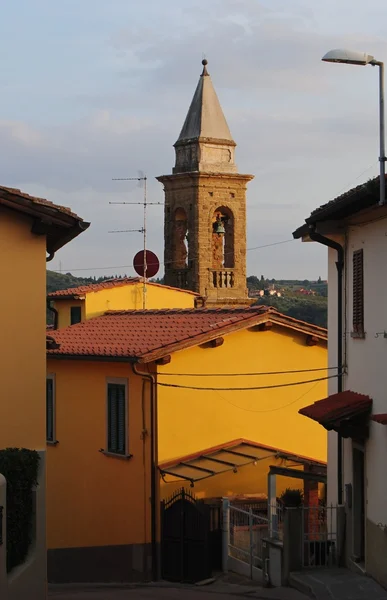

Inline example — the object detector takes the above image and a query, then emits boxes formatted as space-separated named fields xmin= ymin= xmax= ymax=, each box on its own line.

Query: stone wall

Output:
xmin=157 ymin=171 xmax=253 ymax=305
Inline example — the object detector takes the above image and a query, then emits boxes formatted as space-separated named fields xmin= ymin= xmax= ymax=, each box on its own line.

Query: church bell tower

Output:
xmin=157 ymin=60 xmax=254 ymax=306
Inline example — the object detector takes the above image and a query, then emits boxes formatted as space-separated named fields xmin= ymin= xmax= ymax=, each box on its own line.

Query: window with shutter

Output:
xmin=46 ymin=377 xmax=55 ymax=442
xmin=70 ymin=306 xmax=82 ymax=325
xmin=353 ymin=249 xmax=364 ymax=336
xmin=107 ymin=383 xmax=127 ymax=455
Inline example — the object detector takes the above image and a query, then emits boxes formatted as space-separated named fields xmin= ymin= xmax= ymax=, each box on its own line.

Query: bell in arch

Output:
xmin=213 ymin=215 xmax=226 ymax=235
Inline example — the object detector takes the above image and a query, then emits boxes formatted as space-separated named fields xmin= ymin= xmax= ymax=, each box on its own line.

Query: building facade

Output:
xmin=294 ymin=175 xmax=387 ymax=587
xmin=0 ymin=186 xmax=88 ymax=600
xmin=157 ymin=60 xmax=254 ymax=306
xmin=47 ymin=277 xmax=200 ymax=328
xmin=46 ymin=305 xmax=328 ymax=583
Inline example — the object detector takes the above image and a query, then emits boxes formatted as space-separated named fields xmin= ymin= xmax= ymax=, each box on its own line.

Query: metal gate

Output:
xmin=161 ymin=488 xmax=212 ymax=583
xmin=301 ymin=504 xmax=339 ymax=568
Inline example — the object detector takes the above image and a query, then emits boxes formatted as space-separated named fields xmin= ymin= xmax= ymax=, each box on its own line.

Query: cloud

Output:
xmin=1 ymin=0 xmax=387 ymax=279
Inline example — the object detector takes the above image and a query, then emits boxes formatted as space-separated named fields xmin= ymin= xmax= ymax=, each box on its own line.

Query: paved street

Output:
xmin=49 ymin=583 xmax=309 ymax=600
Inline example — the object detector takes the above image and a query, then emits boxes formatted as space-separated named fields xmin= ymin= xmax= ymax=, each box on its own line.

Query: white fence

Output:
xmin=223 ymin=499 xmax=281 ymax=580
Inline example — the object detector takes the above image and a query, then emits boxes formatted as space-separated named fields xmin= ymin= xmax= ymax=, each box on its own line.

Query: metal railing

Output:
xmin=228 ymin=503 xmax=269 ymax=573
xmin=268 ymin=501 xmax=284 ymax=540
xmin=300 ymin=504 xmax=339 ymax=568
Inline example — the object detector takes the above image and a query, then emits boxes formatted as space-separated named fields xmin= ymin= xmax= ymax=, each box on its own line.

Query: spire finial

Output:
xmin=201 ymin=58 xmax=209 ymax=76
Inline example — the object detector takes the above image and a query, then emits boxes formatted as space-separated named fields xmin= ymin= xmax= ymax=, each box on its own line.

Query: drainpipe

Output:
xmin=308 ymin=226 xmax=344 ymax=505
xmin=46 ymin=299 xmax=59 ymax=330
xmin=131 ymin=362 xmax=159 ymax=581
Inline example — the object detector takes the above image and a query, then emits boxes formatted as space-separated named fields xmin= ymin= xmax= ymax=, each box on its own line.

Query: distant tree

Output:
xmin=317 ymin=276 xmax=322 ymax=284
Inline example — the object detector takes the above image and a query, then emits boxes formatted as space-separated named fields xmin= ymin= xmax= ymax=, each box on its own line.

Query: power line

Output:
xmin=213 ymin=381 xmax=320 ymax=413
xmin=51 ymin=238 xmax=296 ymax=273
xmin=157 ymin=373 xmax=338 ymax=391
xmin=157 ymin=366 xmax=337 ymax=377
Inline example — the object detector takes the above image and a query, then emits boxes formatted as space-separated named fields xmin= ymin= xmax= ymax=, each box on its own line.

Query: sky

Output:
xmin=1 ymin=0 xmax=386 ymax=280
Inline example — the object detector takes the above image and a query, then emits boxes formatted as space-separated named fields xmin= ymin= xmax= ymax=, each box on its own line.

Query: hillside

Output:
xmin=46 ymin=271 xmax=327 ymax=328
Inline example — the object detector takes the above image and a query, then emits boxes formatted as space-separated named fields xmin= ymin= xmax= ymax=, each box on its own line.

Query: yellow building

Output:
xmin=0 ymin=186 xmax=88 ymax=600
xmin=47 ymin=277 xmax=201 ymax=328
xmin=46 ymin=305 xmax=327 ymax=584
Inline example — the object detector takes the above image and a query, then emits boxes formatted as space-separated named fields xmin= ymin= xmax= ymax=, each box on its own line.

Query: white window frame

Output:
xmin=46 ymin=373 xmax=57 ymax=444
xmin=105 ymin=377 xmax=129 ymax=457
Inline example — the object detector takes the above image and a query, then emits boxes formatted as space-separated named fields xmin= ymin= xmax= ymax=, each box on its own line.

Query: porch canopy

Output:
xmin=159 ymin=438 xmax=326 ymax=485
xmin=299 ymin=391 xmax=372 ymax=439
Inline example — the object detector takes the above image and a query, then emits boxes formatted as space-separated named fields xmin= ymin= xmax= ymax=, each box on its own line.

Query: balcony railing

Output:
xmin=210 ymin=269 xmax=235 ymax=289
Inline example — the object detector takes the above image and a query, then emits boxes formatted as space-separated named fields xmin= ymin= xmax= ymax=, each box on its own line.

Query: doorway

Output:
xmin=352 ymin=445 xmax=365 ymax=563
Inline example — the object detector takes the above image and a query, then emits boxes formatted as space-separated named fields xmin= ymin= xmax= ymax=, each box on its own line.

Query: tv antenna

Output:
xmin=109 ymin=171 xmax=162 ymax=308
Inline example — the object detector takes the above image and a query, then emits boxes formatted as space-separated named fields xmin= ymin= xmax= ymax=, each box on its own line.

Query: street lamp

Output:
xmin=322 ymin=49 xmax=386 ymax=206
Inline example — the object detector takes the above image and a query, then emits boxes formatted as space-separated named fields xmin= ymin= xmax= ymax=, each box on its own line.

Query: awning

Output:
xmin=159 ymin=438 xmax=326 ymax=484
xmin=299 ymin=391 xmax=372 ymax=439
xmin=371 ymin=413 xmax=387 ymax=425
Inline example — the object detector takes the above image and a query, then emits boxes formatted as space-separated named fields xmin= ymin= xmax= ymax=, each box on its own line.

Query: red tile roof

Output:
xmin=47 ymin=277 xmax=200 ymax=299
xmin=299 ymin=391 xmax=372 ymax=428
xmin=371 ymin=413 xmax=387 ymax=425
xmin=47 ymin=306 xmax=327 ymax=363
xmin=0 ymin=186 xmax=89 ymax=253
xmin=293 ymin=175 xmax=387 ymax=239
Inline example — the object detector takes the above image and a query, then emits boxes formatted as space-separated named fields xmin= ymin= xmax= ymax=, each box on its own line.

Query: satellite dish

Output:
xmin=133 ymin=250 xmax=160 ymax=278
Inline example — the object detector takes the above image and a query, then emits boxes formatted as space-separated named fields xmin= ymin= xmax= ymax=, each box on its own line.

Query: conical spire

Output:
xmin=176 ymin=60 xmax=234 ymax=143
xmin=173 ymin=60 xmax=237 ymax=174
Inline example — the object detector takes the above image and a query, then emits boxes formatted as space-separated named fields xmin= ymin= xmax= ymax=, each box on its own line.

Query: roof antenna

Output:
xmin=109 ymin=171 xmax=163 ymax=309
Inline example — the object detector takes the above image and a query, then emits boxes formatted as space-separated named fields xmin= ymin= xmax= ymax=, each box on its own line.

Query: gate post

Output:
xmin=222 ymin=498 xmax=230 ymax=572
xmin=249 ymin=507 xmax=253 ymax=580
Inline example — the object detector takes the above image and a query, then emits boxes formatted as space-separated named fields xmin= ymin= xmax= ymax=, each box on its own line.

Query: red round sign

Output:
xmin=133 ymin=250 xmax=160 ymax=278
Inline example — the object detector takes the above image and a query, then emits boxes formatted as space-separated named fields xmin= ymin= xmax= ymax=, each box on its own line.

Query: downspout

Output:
xmin=46 ymin=299 xmax=59 ymax=330
xmin=131 ymin=362 xmax=159 ymax=581
xmin=308 ymin=226 xmax=344 ymax=504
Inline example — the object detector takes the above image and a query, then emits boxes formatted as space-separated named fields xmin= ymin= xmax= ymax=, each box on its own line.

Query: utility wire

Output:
xmin=157 ymin=373 xmax=338 ymax=391
xmin=213 ymin=381 xmax=320 ymax=414
xmin=51 ymin=238 xmax=295 ymax=274
xmin=157 ymin=366 xmax=337 ymax=377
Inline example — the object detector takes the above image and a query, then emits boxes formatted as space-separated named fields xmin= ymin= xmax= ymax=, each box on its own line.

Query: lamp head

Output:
xmin=322 ymin=49 xmax=375 ymax=66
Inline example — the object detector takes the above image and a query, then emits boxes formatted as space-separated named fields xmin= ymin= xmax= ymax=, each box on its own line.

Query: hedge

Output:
xmin=0 ymin=448 xmax=40 ymax=572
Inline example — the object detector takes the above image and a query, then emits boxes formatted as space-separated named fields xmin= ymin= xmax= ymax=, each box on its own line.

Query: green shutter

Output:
xmin=46 ymin=378 xmax=54 ymax=442
xmin=107 ymin=384 xmax=126 ymax=454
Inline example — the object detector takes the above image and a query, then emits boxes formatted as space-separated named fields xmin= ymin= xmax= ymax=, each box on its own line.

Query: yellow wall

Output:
xmin=53 ymin=282 xmax=197 ymax=327
xmin=0 ymin=207 xmax=46 ymax=449
xmin=157 ymin=325 xmax=327 ymax=466
xmin=55 ymin=299 xmax=85 ymax=329
xmin=46 ymin=359 xmax=152 ymax=550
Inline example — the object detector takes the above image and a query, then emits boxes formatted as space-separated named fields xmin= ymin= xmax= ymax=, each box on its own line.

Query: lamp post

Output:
xmin=322 ymin=49 xmax=386 ymax=206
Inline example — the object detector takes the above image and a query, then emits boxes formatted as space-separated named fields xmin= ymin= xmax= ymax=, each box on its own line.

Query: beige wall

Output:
xmin=0 ymin=208 xmax=46 ymax=448
xmin=0 ymin=207 xmax=47 ymax=599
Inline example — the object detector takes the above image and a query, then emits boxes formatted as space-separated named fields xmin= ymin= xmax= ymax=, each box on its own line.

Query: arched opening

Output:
xmin=172 ymin=207 xmax=188 ymax=269
xmin=211 ymin=206 xmax=234 ymax=269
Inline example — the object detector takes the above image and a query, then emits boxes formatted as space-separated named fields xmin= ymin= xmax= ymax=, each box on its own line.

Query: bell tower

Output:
xmin=157 ymin=60 xmax=254 ymax=307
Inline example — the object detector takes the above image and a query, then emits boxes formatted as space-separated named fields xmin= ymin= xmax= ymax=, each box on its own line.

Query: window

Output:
xmin=353 ymin=249 xmax=364 ymax=336
xmin=46 ymin=376 xmax=55 ymax=442
xmin=70 ymin=306 xmax=82 ymax=325
xmin=107 ymin=382 xmax=127 ymax=455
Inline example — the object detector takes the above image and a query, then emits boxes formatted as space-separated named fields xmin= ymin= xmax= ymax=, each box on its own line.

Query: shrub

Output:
xmin=280 ymin=488 xmax=304 ymax=508
xmin=0 ymin=448 xmax=40 ymax=572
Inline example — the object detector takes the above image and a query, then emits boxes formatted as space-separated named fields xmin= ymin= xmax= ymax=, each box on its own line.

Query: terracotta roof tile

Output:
xmin=47 ymin=306 xmax=327 ymax=363
xmin=371 ymin=413 xmax=387 ymax=425
xmin=48 ymin=277 xmax=200 ymax=299
xmin=0 ymin=185 xmax=89 ymax=253
xmin=293 ymin=175 xmax=387 ymax=238
xmin=299 ymin=391 xmax=372 ymax=427
xmin=0 ymin=186 xmax=81 ymax=219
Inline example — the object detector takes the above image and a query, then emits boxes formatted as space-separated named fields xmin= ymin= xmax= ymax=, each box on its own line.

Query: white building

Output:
xmin=293 ymin=175 xmax=387 ymax=587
